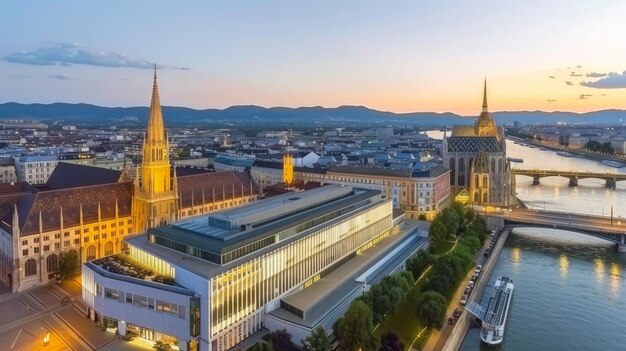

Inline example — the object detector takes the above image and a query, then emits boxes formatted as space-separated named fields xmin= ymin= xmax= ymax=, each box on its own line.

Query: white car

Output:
xmin=460 ymin=295 xmax=468 ymax=305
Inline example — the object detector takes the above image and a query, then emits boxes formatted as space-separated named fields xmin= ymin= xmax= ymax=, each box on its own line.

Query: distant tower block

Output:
xmin=283 ymin=154 xmax=294 ymax=186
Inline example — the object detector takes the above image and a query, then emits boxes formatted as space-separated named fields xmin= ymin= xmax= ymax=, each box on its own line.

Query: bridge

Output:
xmin=512 ymin=168 xmax=626 ymax=189
xmin=487 ymin=208 xmax=626 ymax=251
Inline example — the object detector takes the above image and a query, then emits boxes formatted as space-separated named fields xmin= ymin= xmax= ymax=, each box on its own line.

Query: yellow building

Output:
xmin=0 ymin=70 xmax=259 ymax=292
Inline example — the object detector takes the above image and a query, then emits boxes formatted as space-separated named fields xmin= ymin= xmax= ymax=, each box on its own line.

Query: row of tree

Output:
xmin=419 ymin=205 xmax=489 ymax=328
xmin=585 ymin=140 xmax=614 ymax=154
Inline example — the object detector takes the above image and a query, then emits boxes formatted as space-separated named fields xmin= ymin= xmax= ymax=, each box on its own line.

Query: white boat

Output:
xmin=601 ymin=160 xmax=624 ymax=168
xmin=480 ymin=277 xmax=515 ymax=346
xmin=556 ymin=151 xmax=574 ymax=157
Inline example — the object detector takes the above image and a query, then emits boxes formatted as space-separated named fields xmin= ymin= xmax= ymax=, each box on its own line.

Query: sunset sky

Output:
xmin=2 ymin=1 xmax=626 ymax=115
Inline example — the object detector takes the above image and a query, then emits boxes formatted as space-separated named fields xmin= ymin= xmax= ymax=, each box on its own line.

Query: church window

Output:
xmin=475 ymin=175 xmax=479 ymax=186
xmin=483 ymin=175 xmax=488 ymax=187
xmin=25 ymin=259 xmax=37 ymax=276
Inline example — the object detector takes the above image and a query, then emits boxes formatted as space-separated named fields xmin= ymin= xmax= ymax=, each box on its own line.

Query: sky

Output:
xmin=2 ymin=1 xmax=626 ymax=115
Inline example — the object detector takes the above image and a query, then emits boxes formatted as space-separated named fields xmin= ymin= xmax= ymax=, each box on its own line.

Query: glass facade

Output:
xmin=209 ymin=201 xmax=392 ymax=347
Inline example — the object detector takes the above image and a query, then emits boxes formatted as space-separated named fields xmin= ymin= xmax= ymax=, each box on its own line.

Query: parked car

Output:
xmin=453 ymin=308 xmax=463 ymax=318
xmin=460 ymin=295 xmax=468 ymax=305
xmin=448 ymin=316 xmax=456 ymax=324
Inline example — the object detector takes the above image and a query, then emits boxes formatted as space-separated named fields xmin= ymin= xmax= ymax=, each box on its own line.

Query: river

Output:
xmin=427 ymin=131 xmax=626 ymax=350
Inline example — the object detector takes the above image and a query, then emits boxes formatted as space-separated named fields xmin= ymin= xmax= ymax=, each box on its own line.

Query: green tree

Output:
xmin=59 ymin=249 xmax=81 ymax=280
xmin=303 ymin=327 xmax=330 ymax=351
xmin=459 ymin=236 xmax=481 ymax=254
xmin=586 ymin=140 xmax=602 ymax=152
xmin=406 ymin=250 xmax=432 ymax=279
xmin=440 ymin=209 xmax=460 ymax=237
xmin=417 ymin=291 xmax=447 ymax=328
xmin=336 ymin=300 xmax=379 ymax=351
xmin=423 ymin=274 xmax=451 ymax=296
xmin=601 ymin=142 xmax=614 ymax=154
xmin=428 ymin=220 xmax=447 ymax=248
xmin=449 ymin=202 xmax=466 ymax=226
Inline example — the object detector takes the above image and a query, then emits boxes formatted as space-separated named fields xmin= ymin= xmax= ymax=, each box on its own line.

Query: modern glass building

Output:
xmin=82 ymin=184 xmax=418 ymax=351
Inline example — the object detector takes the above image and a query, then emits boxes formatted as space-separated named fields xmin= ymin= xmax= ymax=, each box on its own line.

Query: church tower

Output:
xmin=133 ymin=66 xmax=178 ymax=233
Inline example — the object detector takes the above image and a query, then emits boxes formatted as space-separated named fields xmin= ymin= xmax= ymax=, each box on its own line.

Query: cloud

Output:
xmin=570 ymin=72 xmax=583 ymax=77
xmin=586 ymin=72 xmax=610 ymax=78
xmin=581 ymin=71 xmax=626 ymax=89
xmin=47 ymin=73 xmax=72 ymax=80
xmin=578 ymin=94 xmax=592 ymax=100
xmin=565 ymin=81 xmax=574 ymax=86
xmin=547 ymin=99 xmax=556 ymax=102
xmin=12 ymin=74 xmax=32 ymax=80
xmin=3 ymin=42 xmax=190 ymax=70
xmin=548 ymin=75 xmax=556 ymax=79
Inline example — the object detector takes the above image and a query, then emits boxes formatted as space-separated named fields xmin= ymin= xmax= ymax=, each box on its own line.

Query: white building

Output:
xmin=82 ymin=185 xmax=422 ymax=351
xmin=14 ymin=155 xmax=59 ymax=185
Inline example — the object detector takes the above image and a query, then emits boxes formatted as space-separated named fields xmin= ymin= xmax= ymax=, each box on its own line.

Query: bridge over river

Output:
xmin=487 ymin=208 xmax=626 ymax=251
xmin=512 ymin=168 xmax=626 ymax=189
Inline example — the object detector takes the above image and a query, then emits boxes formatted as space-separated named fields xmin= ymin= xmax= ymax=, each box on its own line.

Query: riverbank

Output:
xmin=507 ymin=136 xmax=626 ymax=163
xmin=441 ymin=227 xmax=512 ymax=351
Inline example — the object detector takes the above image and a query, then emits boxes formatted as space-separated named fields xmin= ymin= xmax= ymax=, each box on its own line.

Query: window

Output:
xmin=64 ymin=232 xmax=70 ymax=238
xmin=54 ymin=243 xmax=60 ymax=249
xmin=83 ymin=228 xmax=89 ymax=233
xmin=64 ymin=240 xmax=70 ymax=247
xmin=46 ymin=254 xmax=58 ymax=273
xmin=25 ymin=258 xmax=37 ymax=276
xmin=94 ymin=235 xmax=99 ymax=241
xmin=126 ymin=292 xmax=133 ymax=304
xmin=22 ymin=249 xmax=28 ymax=256
xmin=34 ymin=237 xmax=40 ymax=243
xmin=83 ymin=237 xmax=89 ymax=243
xmin=21 ymin=240 xmax=27 ymax=246
xmin=43 ymin=245 xmax=49 ymax=252
xmin=104 ymin=288 xmax=120 ymax=300
xmin=102 ymin=233 xmax=107 ymax=239
xmin=43 ymin=235 xmax=49 ymax=241
xmin=74 ymin=238 xmax=80 ymax=245
xmin=86 ymin=246 xmax=96 ymax=260
xmin=34 ymin=247 xmax=40 ymax=254
xmin=54 ymin=233 xmax=60 ymax=239
xmin=101 ymin=225 xmax=107 ymax=229
xmin=74 ymin=230 xmax=80 ymax=235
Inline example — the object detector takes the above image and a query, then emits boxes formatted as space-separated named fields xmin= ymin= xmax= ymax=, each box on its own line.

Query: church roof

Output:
xmin=0 ymin=182 xmax=133 ymax=236
xmin=177 ymin=171 xmax=258 ymax=208
xmin=446 ymin=136 xmax=503 ymax=153
xmin=47 ymin=162 xmax=124 ymax=190
xmin=451 ymin=126 xmax=476 ymax=137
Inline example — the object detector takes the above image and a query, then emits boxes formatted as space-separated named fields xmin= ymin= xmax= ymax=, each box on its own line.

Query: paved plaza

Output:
xmin=0 ymin=280 xmax=149 ymax=351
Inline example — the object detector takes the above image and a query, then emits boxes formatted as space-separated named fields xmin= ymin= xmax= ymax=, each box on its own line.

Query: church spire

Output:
xmin=147 ymin=64 xmax=165 ymax=144
xmin=482 ymin=78 xmax=488 ymax=113
xmin=482 ymin=78 xmax=489 ymax=112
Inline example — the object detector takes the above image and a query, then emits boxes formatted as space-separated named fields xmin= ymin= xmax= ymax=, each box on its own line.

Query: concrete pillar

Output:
xmin=606 ymin=179 xmax=616 ymax=189
xmin=532 ymin=176 xmax=540 ymax=185
xmin=569 ymin=177 xmax=578 ymax=187
xmin=618 ymin=236 xmax=626 ymax=253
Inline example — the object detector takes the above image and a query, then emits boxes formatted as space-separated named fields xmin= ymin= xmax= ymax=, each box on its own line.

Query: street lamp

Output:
xmin=43 ymin=331 xmax=50 ymax=346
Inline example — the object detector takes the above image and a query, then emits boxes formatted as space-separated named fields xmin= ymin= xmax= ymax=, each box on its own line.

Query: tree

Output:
xmin=423 ymin=274 xmax=450 ymax=296
xmin=428 ymin=220 xmax=447 ymax=248
xmin=418 ymin=213 xmax=427 ymax=221
xmin=417 ymin=291 xmax=447 ymax=328
xmin=406 ymin=250 xmax=431 ymax=279
xmin=586 ymin=140 xmax=602 ymax=152
xmin=303 ymin=327 xmax=330 ymax=351
xmin=270 ymin=329 xmax=293 ymax=351
xmin=336 ymin=300 xmax=378 ymax=351
xmin=379 ymin=332 xmax=404 ymax=351
xmin=449 ymin=202 xmax=466 ymax=226
xmin=59 ymin=249 xmax=81 ymax=280
xmin=440 ymin=209 xmax=460 ymax=237
xmin=601 ymin=142 xmax=615 ymax=154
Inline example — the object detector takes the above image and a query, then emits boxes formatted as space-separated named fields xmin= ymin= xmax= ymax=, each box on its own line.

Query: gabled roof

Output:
xmin=178 ymin=171 xmax=258 ymax=208
xmin=47 ymin=162 xmax=124 ymax=190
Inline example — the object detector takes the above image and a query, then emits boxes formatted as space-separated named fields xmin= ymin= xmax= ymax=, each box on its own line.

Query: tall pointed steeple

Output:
xmin=482 ymin=78 xmax=488 ymax=113
xmin=147 ymin=64 xmax=165 ymax=144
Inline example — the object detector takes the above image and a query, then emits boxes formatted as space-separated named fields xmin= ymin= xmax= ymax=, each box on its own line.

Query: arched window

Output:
xmin=474 ymin=192 xmax=479 ymax=203
xmin=483 ymin=175 xmax=488 ymax=188
xmin=159 ymin=218 xmax=167 ymax=227
xmin=458 ymin=158 xmax=466 ymax=186
xmin=498 ymin=159 xmax=503 ymax=173
xmin=475 ymin=175 xmax=479 ymax=187
xmin=86 ymin=245 xmax=96 ymax=260
xmin=483 ymin=192 xmax=489 ymax=204
xmin=46 ymin=254 xmax=58 ymax=274
xmin=104 ymin=241 xmax=114 ymax=256
xmin=25 ymin=258 xmax=37 ymax=277
xmin=469 ymin=157 xmax=474 ymax=172
xmin=491 ymin=159 xmax=496 ymax=173
xmin=449 ymin=158 xmax=455 ymax=185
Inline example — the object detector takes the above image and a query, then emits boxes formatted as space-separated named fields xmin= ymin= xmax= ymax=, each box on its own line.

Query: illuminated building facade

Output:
xmin=0 ymin=72 xmax=258 ymax=292
xmin=442 ymin=81 xmax=513 ymax=206
xmin=82 ymin=185 xmax=422 ymax=351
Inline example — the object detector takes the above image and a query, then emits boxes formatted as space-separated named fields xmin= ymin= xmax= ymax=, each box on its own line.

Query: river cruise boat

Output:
xmin=480 ymin=277 xmax=515 ymax=346
xmin=601 ymin=160 xmax=624 ymax=168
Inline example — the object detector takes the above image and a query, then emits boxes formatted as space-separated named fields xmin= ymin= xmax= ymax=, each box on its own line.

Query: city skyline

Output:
xmin=3 ymin=1 xmax=626 ymax=114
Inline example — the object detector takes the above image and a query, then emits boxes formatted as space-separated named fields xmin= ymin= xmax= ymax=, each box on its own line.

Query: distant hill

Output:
xmin=0 ymin=102 xmax=624 ymax=126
